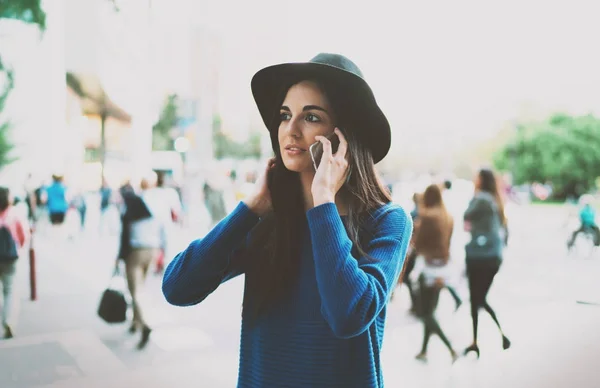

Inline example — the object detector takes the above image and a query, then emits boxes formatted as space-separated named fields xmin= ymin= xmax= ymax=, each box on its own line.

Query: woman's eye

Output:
xmin=279 ymin=112 xmax=291 ymax=121
xmin=305 ymin=113 xmax=320 ymax=123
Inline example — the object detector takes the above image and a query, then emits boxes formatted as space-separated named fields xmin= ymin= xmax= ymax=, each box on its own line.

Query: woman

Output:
xmin=413 ymin=184 xmax=458 ymax=362
xmin=463 ymin=168 xmax=511 ymax=358
xmin=0 ymin=187 xmax=29 ymax=339
xmin=162 ymin=53 xmax=413 ymax=387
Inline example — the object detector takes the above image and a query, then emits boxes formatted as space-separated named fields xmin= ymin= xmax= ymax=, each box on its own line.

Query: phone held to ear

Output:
xmin=309 ymin=132 xmax=341 ymax=171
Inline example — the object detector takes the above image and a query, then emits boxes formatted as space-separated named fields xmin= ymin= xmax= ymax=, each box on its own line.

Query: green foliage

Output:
xmin=494 ymin=114 xmax=600 ymax=198
xmin=211 ymin=114 xmax=261 ymax=159
xmin=0 ymin=0 xmax=46 ymax=168
xmin=0 ymin=58 xmax=16 ymax=166
xmin=0 ymin=0 xmax=46 ymax=29
xmin=213 ymin=129 xmax=262 ymax=160
xmin=152 ymin=94 xmax=178 ymax=151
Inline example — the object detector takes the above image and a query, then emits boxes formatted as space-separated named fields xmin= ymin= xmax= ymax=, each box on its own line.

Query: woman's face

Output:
xmin=277 ymin=80 xmax=336 ymax=173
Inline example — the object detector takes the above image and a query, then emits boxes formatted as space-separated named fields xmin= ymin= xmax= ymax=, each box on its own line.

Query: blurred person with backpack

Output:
xmin=0 ymin=187 xmax=29 ymax=339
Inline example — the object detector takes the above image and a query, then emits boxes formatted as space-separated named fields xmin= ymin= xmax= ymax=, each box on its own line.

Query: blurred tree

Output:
xmin=0 ymin=67 xmax=15 ymax=166
xmin=152 ymin=94 xmax=178 ymax=151
xmin=0 ymin=0 xmax=46 ymax=27
xmin=0 ymin=0 xmax=46 ymax=167
xmin=494 ymin=114 xmax=600 ymax=199
xmin=213 ymin=124 xmax=261 ymax=160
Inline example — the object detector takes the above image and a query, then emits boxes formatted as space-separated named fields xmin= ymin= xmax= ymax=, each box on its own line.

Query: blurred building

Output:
xmin=0 ymin=0 xmax=70 ymax=189
xmin=0 ymin=0 xmax=226 ymax=191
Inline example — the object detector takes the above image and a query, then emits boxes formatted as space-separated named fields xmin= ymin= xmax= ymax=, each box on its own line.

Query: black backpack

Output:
xmin=0 ymin=220 xmax=18 ymax=262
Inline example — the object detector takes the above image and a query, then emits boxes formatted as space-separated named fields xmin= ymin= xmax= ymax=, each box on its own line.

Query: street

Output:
xmin=0 ymin=203 xmax=599 ymax=387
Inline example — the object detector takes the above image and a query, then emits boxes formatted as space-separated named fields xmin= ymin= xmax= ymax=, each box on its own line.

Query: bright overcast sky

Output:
xmin=155 ymin=0 xmax=600 ymax=153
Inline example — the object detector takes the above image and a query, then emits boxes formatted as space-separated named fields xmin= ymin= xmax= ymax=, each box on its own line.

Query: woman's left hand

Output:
xmin=311 ymin=128 xmax=350 ymax=207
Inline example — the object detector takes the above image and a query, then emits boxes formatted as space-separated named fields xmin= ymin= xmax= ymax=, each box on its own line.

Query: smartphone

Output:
xmin=309 ymin=132 xmax=341 ymax=171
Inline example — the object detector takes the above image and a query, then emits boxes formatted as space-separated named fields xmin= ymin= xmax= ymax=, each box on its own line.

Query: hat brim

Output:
xmin=251 ymin=62 xmax=391 ymax=164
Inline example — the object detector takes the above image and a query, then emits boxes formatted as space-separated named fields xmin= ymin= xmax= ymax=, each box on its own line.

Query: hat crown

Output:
xmin=309 ymin=53 xmax=364 ymax=79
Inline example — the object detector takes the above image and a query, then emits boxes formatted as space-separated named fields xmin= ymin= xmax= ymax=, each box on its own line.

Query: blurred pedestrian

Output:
xmin=43 ymin=174 xmax=70 ymax=239
xmin=99 ymin=177 xmax=113 ymax=235
xmin=463 ymin=168 xmax=511 ymax=358
xmin=413 ymin=184 xmax=459 ymax=363
xmin=0 ymin=187 xmax=29 ymax=339
xmin=163 ymin=53 xmax=413 ymax=386
xmin=118 ymin=172 xmax=166 ymax=349
xmin=70 ymin=189 xmax=87 ymax=231
xmin=567 ymin=194 xmax=599 ymax=248
xmin=391 ymin=192 xmax=419 ymax=314
xmin=23 ymin=173 xmax=38 ymax=224
xmin=143 ymin=171 xmax=181 ymax=273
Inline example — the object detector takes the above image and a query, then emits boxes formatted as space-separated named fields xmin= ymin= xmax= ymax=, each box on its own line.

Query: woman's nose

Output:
xmin=283 ymin=118 xmax=302 ymax=138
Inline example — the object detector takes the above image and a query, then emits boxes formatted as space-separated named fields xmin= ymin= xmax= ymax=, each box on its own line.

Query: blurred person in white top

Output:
xmin=141 ymin=172 xmax=181 ymax=257
xmin=147 ymin=172 xmax=182 ymax=223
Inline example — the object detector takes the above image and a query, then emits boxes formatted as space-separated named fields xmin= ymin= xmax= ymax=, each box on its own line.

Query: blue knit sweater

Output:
xmin=162 ymin=201 xmax=412 ymax=387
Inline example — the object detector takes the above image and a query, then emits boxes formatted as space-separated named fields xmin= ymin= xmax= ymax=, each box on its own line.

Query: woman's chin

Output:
xmin=282 ymin=159 xmax=310 ymax=173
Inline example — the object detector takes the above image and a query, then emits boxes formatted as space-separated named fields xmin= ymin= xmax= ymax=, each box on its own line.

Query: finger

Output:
xmin=315 ymin=135 xmax=333 ymax=163
xmin=334 ymin=128 xmax=348 ymax=160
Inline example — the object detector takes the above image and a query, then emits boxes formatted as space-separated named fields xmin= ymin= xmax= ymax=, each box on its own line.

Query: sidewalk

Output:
xmin=382 ymin=300 xmax=600 ymax=388
xmin=1 ymin=209 xmax=600 ymax=387
xmin=4 ymin=296 xmax=599 ymax=388
xmin=0 ymin=225 xmax=234 ymax=388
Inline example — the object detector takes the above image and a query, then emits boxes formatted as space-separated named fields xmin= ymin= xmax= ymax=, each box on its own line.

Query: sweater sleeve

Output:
xmin=162 ymin=202 xmax=260 ymax=306
xmin=306 ymin=203 xmax=413 ymax=339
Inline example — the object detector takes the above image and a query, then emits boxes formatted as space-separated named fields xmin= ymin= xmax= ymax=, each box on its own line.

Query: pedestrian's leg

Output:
xmin=592 ymin=225 xmax=600 ymax=246
xmin=140 ymin=248 xmax=157 ymax=284
xmin=466 ymin=260 xmax=483 ymax=347
xmin=480 ymin=260 xmax=510 ymax=349
xmin=446 ymin=285 xmax=462 ymax=310
xmin=405 ymin=251 xmax=418 ymax=312
xmin=416 ymin=276 xmax=434 ymax=361
xmin=481 ymin=303 xmax=501 ymax=329
xmin=416 ymin=322 xmax=432 ymax=361
xmin=429 ymin=315 xmax=453 ymax=352
xmin=125 ymin=252 xmax=143 ymax=331
xmin=568 ymin=226 xmax=583 ymax=247
xmin=479 ymin=261 xmax=501 ymax=328
xmin=0 ymin=262 xmax=18 ymax=338
xmin=136 ymin=248 xmax=156 ymax=349
xmin=79 ymin=206 xmax=86 ymax=230
xmin=405 ymin=278 xmax=417 ymax=310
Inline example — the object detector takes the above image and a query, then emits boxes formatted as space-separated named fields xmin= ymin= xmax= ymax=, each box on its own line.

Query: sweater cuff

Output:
xmin=230 ymin=201 xmax=260 ymax=230
xmin=306 ymin=203 xmax=348 ymax=246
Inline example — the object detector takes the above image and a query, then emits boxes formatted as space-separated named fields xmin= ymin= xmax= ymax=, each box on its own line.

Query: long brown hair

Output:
xmin=242 ymin=78 xmax=393 ymax=323
xmin=422 ymin=184 xmax=443 ymax=208
xmin=414 ymin=184 xmax=452 ymax=259
xmin=478 ymin=168 xmax=507 ymax=226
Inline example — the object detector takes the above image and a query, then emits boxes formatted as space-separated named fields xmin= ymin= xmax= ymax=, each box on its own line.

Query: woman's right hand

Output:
xmin=243 ymin=158 xmax=275 ymax=217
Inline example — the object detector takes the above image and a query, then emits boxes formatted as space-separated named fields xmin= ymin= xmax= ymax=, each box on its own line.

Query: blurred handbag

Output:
xmin=98 ymin=265 xmax=128 ymax=324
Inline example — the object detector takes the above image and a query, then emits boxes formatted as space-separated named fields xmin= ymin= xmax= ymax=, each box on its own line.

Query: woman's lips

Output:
xmin=284 ymin=145 xmax=306 ymax=155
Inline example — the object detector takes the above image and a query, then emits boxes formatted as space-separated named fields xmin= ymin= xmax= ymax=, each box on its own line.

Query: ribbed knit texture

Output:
xmin=163 ymin=201 xmax=413 ymax=387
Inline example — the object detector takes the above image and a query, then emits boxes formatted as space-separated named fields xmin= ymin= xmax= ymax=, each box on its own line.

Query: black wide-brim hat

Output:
xmin=251 ymin=53 xmax=391 ymax=164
